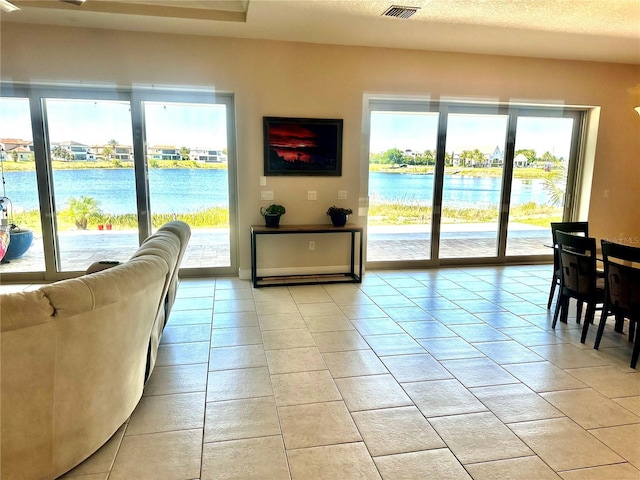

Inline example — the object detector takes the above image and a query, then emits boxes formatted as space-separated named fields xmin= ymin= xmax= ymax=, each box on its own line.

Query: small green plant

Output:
xmin=66 ymin=196 xmax=102 ymax=230
xmin=326 ymin=206 xmax=352 ymax=216
xmin=260 ymin=204 xmax=286 ymax=216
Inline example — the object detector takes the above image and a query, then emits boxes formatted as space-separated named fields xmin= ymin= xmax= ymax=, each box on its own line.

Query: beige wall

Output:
xmin=2 ymin=23 xmax=639 ymax=276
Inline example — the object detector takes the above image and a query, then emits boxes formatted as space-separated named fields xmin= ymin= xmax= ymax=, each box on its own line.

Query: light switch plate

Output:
xmin=260 ymin=176 xmax=267 ymax=186
xmin=261 ymin=191 xmax=274 ymax=201
xmin=308 ymin=191 xmax=317 ymax=200
xmin=338 ymin=190 xmax=347 ymax=200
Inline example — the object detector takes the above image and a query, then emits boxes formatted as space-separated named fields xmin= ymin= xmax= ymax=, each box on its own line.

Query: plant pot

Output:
xmin=98 ymin=224 xmax=104 ymax=230
xmin=106 ymin=224 xmax=113 ymax=230
xmin=264 ymin=214 xmax=281 ymax=227
xmin=5 ymin=229 xmax=33 ymax=260
xmin=330 ymin=213 xmax=348 ymax=227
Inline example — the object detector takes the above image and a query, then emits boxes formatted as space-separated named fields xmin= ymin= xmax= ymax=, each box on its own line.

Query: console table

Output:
xmin=250 ymin=224 xmax=363 ymax=287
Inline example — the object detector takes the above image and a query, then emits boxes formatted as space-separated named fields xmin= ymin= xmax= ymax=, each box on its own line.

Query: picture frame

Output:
xmin=263 ymin=116 xmax=343 ymax=176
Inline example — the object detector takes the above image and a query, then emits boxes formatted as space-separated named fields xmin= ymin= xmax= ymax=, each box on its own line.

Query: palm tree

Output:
xmin=101 ymin=145 xmax=113 ymax=160
xmin=543 ymin=163 xmax=567 ymax=207
xmin=67 ymin=196 xmax=101 ymax=230
xmin=106 ymin=139 xmax=118 ymax=160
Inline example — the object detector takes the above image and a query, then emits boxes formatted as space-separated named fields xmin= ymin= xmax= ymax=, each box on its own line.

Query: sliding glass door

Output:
xmin=0 ymin=85 xmax=237 ymax=279
xmin=440 ymin=112 xmax=508 ymax=259
xmin=367 ymin=110 xmax=439 ymax=262
xmin=45 ymin=97 xmax=139 ymax=272
xmin=505 ymin=114 xmax=577 ymax=256
xmin=0 ymin=97 xmax=45 ymax=272
xmin=366 ymin=100 xmax=583 ymax=266
xmin=143 ymin=100 xmax=232 ymax=268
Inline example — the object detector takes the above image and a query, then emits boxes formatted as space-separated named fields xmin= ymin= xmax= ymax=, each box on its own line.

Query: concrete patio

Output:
xmin=0 ymin=223 xmax=551 ymax=275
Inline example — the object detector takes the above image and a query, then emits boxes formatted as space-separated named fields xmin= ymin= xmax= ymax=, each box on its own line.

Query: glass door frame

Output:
xmin=364 ymin=97 xmax=586 ymax=270
xmin=0 ymin=83 xmax=239 ymax=281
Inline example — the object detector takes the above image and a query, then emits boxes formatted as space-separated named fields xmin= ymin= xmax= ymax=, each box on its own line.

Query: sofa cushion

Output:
xmin=0 ymin=289 xmax=54 ymax=332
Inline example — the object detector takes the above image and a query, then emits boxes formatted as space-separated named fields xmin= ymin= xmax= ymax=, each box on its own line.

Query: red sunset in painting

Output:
xmin=268 ymin=123 xmax=318 ymax=162
xmin=264 ymin=117 xmax=342 ymax=175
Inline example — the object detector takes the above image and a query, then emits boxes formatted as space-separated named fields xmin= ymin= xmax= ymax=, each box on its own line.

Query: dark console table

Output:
xmin=250 ymin=224 xmax=363 ymax=288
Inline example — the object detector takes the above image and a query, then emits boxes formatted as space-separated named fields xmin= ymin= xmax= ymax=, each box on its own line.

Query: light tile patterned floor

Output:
xmin=7 ymin=264 xmax=640 ymax=479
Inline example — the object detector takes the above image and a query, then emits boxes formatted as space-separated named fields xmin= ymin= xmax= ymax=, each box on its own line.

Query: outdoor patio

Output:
xmin=0 ymin=223 xmax=552 ymax=275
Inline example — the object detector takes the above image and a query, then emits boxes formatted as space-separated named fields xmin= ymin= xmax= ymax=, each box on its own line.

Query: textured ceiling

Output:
xmin=3 ymin=0 xmax=640 ymax=64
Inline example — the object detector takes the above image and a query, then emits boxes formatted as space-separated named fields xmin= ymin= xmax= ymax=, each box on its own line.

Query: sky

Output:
xmin=2 ymin=97 xmax=572 ymax=159
xmin=370 ymin=111 xmax=573 ymax=159
xmin=0 ymin=98 xmax=228 ymax=149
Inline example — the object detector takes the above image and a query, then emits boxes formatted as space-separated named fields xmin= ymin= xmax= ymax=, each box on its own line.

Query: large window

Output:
xmin=0 ymin=97 xmax=45 ymax=272
xmin=0 ymin=85 xmax=237 ymax=279
xmin=366 ymin=99 xmax=583 ymax=266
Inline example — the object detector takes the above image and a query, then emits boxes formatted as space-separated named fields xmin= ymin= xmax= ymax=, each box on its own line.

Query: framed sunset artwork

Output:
xmin=263 ymin=117 xmax=343 ymax=176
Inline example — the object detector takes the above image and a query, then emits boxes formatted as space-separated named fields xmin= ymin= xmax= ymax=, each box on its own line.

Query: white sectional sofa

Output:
xmin=0 ymin=221 xmax=191 ymax=480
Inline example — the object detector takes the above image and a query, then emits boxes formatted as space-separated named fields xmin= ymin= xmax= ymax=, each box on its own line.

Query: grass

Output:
xmin=368 ymin=201 xmax=561 ymax=227
xmin=14 ymin=201 xmax=559 ymax=234
xmin=368 ymin=164 xmax=556 ymax=180
xmin=13 ymin=206 xmax=229 ymax=234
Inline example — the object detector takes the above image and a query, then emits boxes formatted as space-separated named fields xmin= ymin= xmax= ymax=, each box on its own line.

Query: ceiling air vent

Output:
xmin=382 ymin=5 xmax=420 ymax=19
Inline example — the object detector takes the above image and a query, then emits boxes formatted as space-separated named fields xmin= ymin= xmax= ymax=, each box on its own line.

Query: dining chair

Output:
xmin=593 ymin=240 xmax=640 ymax=369
xmin=552 ymin=230 xmax=605 ymax=343
xmin=548 ymin=221 xmax=590 ymax=311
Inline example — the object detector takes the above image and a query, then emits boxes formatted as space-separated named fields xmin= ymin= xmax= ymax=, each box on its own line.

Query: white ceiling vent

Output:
xmin=382 ymin=5 xmax=420 ymax=19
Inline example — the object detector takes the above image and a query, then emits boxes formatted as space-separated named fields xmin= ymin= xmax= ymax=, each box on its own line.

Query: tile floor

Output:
xmin=10 ymin=264 xmax=640 ymax=479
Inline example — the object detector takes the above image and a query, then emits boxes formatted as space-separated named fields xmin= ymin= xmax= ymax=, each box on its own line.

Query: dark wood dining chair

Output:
xmin=552 ymin=231 xmax=605 ymax=343
xmin=548 ymin=221 xmax=590 ymax=311
xmin=547 ymin=222 xmax=589 ymax=323
xmin=594 ymin=240 xmax=640 ymax=369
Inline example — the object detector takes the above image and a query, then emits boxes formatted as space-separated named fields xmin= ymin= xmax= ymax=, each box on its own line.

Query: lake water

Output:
xmin=369 ymin=172 xmax=548 ymax=207
xmin=7 ymin=169 xmax=550 ymax=213
xmin=9 ymin=168 xmax=229 ymax=214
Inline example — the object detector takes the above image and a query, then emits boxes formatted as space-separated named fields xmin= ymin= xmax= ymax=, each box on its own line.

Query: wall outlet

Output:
xmin=338 ymin=190 xmax=347 ymax=200
xmin=604 ymin=189 xmax=609 ymax=198
xmin=307 ymin=191 xmax=317 ymax=200
xmin=261 ymin=191 xmax=274 ymax=200
xmin=308 ymin=241 xmax=315 ymax=250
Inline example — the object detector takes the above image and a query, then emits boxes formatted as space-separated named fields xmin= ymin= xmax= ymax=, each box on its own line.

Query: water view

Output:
xmin=369 ymin=172 xmax=549 ymax=207
xmin=8 ymin=169 xmax=547 ymax=216
xmin=9 ymin=168 xmax=229 ymax=214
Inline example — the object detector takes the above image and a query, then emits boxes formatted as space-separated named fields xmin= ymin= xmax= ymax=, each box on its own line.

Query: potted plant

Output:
xmin=260 ymin=204 xmax=286 ymax=227
xmin=0 ymin=197 xmax=34 ymax=261
xmin=326 ymin=206 xmax=353 ymax=227
xmin=67 ymin=195 xmax=101 ymax=230
xmin=5 ymin=224 xmax=34 ymax=260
